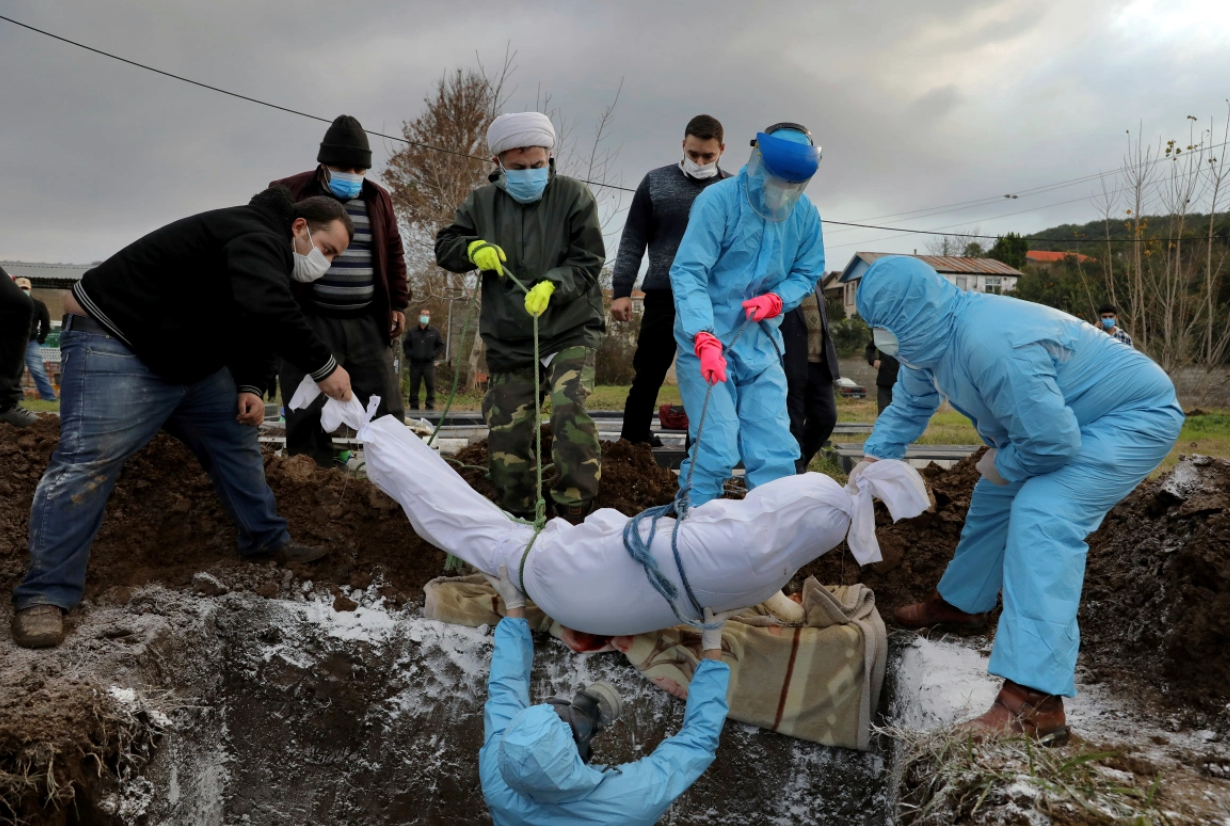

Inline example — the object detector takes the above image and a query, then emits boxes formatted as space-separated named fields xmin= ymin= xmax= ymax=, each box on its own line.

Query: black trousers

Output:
xmin=408 ymin=362 xmax=436 ymax=409
xmin=279 ymin=313 xmax=404 ymax=467
xmin=620 ymin=291 xmax=677 ymax=444
xmin=877 ymin=385 xmax=893 ymax=414
xmin=0 ymin=275 xmax=34 ymax=411
xmin=787 ymin=361 xmax=838 ymax=473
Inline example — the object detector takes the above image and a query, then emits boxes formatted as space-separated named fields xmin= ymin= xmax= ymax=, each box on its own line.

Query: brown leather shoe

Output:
xmin=956 ymin=679 xmax=1070 ymax=746
xmin=12 ymin=604 xmax=66 ymax=649
xmin=894 ymin=591 xmax=990 ymax=631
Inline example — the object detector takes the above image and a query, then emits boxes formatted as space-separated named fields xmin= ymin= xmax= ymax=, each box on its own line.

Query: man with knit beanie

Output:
xmin=273 ymin=115 xmax=410 ymax=466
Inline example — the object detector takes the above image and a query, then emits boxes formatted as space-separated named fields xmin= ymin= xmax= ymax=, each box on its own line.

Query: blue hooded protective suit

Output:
xmin=480 ymin=618 xmax=730 ymax=826
xmin=858 ymin=257 xmax=1183 ymax=696
xmin=669 ymin=163 xmax=825 ymax=505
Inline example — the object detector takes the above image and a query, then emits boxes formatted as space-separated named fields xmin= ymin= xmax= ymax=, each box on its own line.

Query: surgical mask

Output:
xmin=682 ymin=157 xmax=719 ymax=179
xmin=873 ymin=328 xmax=900 ymax=358
xmin=291 ymin=226 xmax=331 ymax=283
xmin=501 ymin=164 xmax=550 ymax=204
xmin=327 ymin=170 xmax=364 ymax=200
xmin=546 ymin=681 xmax=623 ymax=763
xmin=419 ymin=315 xmax=430 ymax=325
xmin=1101 ymin=318 xmax=1115 ymax=330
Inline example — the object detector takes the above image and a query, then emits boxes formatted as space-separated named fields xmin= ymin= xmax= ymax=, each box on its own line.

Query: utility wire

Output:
xmin=2 ymin=13 xmax=1227 ymax=245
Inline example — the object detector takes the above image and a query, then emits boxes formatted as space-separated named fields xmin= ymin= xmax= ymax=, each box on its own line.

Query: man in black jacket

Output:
xmin=15 ymin=277 xmax=57 ymax=401
xmin=611 ymin=115 xmax=729 ymax=445
xmin=0 ymin=267 xmax=36 ymax=427
xmin=782 ymin=285 xmax=840 ymax=473
xmin=10 ymin=187 xmax=354 ymax=650
xmin=403 ymin=307 xmax=445 ymax=411
xmin=864 ymin=337 xmax=900 ymax=414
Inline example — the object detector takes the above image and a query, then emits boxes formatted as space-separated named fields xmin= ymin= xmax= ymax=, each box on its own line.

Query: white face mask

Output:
xmin=681 ymin=157 xmax=719 ymax=179
xmin=873 ymin=328 xmax=900 ymax=358
xmin=291 ymin=225 xmax=332 ymax=283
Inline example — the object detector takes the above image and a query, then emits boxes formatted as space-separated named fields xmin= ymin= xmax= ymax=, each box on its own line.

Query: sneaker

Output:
xmin=12 ymin=604 xmax=66 ymax=648
xmin=0 ymin=405 xmax=38 ymax=428
xmin=246 ymin=541 xmax=329 ymax=565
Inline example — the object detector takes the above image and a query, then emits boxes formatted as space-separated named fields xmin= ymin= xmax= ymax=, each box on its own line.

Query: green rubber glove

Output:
xmin=524 ymin=281 xmax=556 ymax=317
xmin=467 ymin=240 xmax=506 ymax=276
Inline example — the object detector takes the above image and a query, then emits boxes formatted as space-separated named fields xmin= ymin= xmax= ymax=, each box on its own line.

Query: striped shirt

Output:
xmin=310 ymin=197 xmax=374 ymax=313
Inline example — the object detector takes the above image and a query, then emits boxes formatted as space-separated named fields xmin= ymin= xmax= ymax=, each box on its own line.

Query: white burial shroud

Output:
xmin=290 ymin=379 xmax=931 ymax=637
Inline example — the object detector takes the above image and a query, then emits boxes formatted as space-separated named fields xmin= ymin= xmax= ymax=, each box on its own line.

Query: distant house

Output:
xmin=836 ymin=253 xmax=1023 ymax=319
xmin=2 ymin=261 xmax=93 ymax=323
xmin=1025 ymin=250 xmax=1096 ymax=266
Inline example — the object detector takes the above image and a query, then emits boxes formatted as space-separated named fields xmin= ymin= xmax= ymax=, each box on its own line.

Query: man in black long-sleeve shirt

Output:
xmin=0 ymin=267 xmax=36 ymax=427
xmin=611 ymin=115 xmax=730 ymax=445
xmin=403 ymin=308 xmax=445 ymax=410
xmin=15 ymin=278 xmax=57 ymax=401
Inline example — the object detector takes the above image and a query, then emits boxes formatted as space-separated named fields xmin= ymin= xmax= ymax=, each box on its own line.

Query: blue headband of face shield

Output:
xmin=753 ymin=130 xmax=822 ymax=182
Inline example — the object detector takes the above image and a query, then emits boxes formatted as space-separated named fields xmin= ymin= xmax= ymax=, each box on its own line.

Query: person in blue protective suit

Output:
xmin=669 ymin=123 xmax=825 ymax=506
xmin=478 ymin=564 xmax=734 ymax=826
xmin=846 ymin=256 xmax=1183 ymax=744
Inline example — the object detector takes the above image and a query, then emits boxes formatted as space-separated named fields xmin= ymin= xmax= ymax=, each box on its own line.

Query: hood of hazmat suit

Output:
xmin=497 ymin=705 xmax=605 ymax=803
xmin=857 ymin=255 xmax=1183 ymax=698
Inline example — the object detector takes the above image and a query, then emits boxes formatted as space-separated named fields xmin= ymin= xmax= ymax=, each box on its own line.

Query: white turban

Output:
xmin=487 ymin=112 xmax=556 ymax=158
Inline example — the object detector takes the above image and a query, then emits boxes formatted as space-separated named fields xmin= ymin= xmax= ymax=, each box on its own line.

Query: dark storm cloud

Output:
xmin=1 ymin=0 xmax=1227 ymax=266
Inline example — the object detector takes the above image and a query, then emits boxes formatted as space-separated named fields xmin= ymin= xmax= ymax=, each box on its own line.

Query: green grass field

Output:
xmin=21 ymin=388 xmax=1227 ymax=478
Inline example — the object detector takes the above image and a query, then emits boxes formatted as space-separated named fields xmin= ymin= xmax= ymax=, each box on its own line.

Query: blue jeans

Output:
xmin=12 ymin=328 xmax=290 ymax=611
xmin=25 ymin=339 xmax=57 ymax=400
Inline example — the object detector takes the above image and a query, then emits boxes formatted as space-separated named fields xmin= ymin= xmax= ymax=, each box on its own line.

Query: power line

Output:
xmin=2 ymin=13 xmax=1226 ymax=246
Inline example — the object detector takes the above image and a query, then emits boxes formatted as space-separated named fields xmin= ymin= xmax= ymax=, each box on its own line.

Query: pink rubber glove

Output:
xmin=742 ymin=293 xmax=783 ymax=322
xmin=694 ymin=332 xmax=728 ymax=384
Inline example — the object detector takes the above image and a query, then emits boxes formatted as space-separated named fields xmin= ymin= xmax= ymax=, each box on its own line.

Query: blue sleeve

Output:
xmin=862 ymin=366 xmax=941 ymax=460
xmin=974 ymin=343 xmax=1081 ymax=481
xmin=484 ymin=617 xmax=533 ymax=747
xmin=603 ymin=660 xmax=730 ymax=822
xmin=611 ymin=175 xmax=653 ymax=300
xmin=669 ymin=187 xmax=729 ymax=340
xmin=775 ymin=206 xmax=826 ymax=312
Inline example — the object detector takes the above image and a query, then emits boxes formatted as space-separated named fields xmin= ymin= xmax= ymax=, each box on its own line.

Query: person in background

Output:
xmin=478 ymin=564 xmax=734 ymax=826
xmin=404 ymin=307 xmax=445 ymax=411
xmin=781 ymin=282 xmax=839 ymax=473
xmin=0 ymin=267 xmax=36 ymax=427
xmin=14 ymin=277 xmax=57 ymax=402
xmin=1097 ymin=303 xmax=1133 ymax=348
xmin=272 ymin=114 xmax=410 ymax=466
xmin=611 ymin=115 xmax=730 ymax=446
xmin=847 ymin=256 xmax=1182 ymax=743
xmin=9 ymin=187 xmax=353 ymax=650
xmin=436 ymin=112 xmax=606 ymax=525
xmin=864 ymin=333 xmax=900 ymax=414
xmin=669 ymin=122 xmax=825 ymax=506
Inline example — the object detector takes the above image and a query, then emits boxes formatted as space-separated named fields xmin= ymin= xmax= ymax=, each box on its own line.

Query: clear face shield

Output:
xmin=744 ymin=124 xmax=822 ymax=222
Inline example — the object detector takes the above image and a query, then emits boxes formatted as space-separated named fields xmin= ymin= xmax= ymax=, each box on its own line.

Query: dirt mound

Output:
xmin=794 ymin=450 xmax=986 ymax=618
xmin=452 ymin=429 xmax=678 ymax=514
xmin=1080 ymin=455 xmax=1230 ymax=719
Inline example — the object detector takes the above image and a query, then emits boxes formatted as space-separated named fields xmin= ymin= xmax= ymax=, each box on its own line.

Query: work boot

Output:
xmin=0 ymin=404 xmax=38 ymax=428
xmin=554 ymin=500 xmax=593 ymax=526
xmin=894 ymin=591 xmax=989 ymax=632
xmin=246 ymin=541 xmax=329 ymax=565
xmin=12 ymin=604 xmax=66 ymax=649
xmin=956 ymin=679 xmax=1070 ymax=746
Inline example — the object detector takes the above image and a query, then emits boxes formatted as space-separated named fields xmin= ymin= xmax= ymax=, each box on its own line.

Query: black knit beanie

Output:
xmin=317 ymin=115 xmax=372 ymax=169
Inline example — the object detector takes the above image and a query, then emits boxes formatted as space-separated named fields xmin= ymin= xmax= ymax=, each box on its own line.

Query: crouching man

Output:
xmin=479 ymin=565 xmax=733 ymax=826
xmin=10 ymin=187 xmax=355 ymax=649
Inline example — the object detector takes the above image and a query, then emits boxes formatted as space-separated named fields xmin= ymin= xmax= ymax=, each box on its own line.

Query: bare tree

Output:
xmin=924 ymin=227 xmax=983 ymax=257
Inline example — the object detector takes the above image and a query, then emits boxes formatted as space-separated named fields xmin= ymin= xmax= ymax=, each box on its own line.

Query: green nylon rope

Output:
xmin=435 ymin=262 xmax=548 ymax=577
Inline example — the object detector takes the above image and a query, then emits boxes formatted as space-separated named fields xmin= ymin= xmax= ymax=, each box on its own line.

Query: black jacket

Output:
xmin=28 ymin=297 xmax=50 ymax=344
xmin=782 ymin=286 xmax=840 ymax=383
xmin=73 ymin=187 xmax=336 ymax=394
xmin=403 ymin=324 xmax=444 ymax=364
xmin=864 ymin=341 xmax=900 ymax=387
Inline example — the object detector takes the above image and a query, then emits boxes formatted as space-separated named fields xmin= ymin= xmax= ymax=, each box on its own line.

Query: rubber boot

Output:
xmin=956 ymin=679 xmax=1070 ymax=746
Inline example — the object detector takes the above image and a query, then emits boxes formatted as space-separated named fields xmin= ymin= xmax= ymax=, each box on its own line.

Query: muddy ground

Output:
xmin=2 ymin=417 xmax=1229 ymax=824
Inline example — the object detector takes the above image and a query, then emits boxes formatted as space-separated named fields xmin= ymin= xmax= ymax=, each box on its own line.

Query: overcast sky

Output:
xmin=2 ymin=0 xmax=1228 ymax=271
